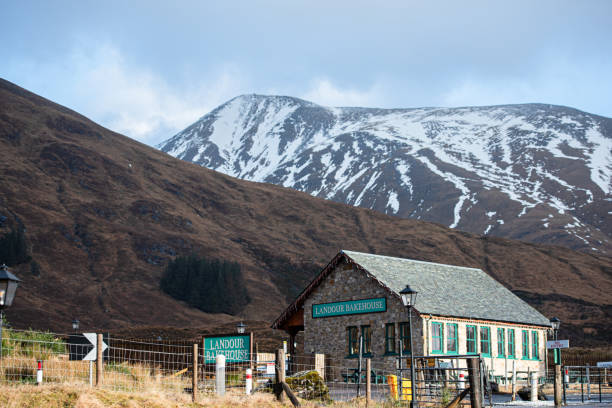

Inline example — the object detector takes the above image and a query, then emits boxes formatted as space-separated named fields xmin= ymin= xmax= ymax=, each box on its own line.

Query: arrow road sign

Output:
xmin=83 ymin=333 xmax=108 ymax=361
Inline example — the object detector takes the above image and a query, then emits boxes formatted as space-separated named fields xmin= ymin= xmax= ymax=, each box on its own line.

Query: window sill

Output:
xmin=345 ymin=354 xmax=373 ymax=359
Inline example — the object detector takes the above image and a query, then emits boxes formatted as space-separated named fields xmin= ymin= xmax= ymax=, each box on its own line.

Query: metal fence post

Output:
xmin=366 ymin=358 xmax=371 ymax=406
xmin=192 ymin=343 xmax=198 ymax=402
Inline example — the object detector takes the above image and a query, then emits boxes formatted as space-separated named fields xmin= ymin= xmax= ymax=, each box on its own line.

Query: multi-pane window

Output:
xmin=399 ymin=322 xmax=411 ymax=354
xmin=466 ymin=325 xmax=477 ymax=354
xmin=385 ymin=323 xmax=396 ymax=354
xmin=347 ymin=326 xmax=358 ymax=356
xmin=446 ymin=323 xmax=458 ymax=354
xmin=507 ymin=329 xmax=515 ymax=358
xmin=497 ymin=328 xmax=505 ymax=357
xmin=531 ymin=331 xmax=539 ymax=360
xmin=361 ymin=325 xmax=372 ymax=355
xmin=432 ymin=322 xmax=444 ymax=353
xmin=480 ymin=327 xmax=491 ymax=356
xmin=522 ymin=330 xmax=530 ymax=359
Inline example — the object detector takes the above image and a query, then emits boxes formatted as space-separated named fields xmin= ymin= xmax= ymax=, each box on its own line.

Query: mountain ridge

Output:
xmin=1 ymin=78 xmax=611 ymax=345
xmin=159 ymin=95 xmax=612 ymax=255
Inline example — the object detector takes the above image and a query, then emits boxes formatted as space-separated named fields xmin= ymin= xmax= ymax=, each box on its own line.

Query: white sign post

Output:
xmin=546 ymin=340 xmax=569 ymax=349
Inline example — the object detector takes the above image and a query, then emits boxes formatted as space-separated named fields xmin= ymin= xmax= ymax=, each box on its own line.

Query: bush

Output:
xmin=1 ymin=328 xmax=66 ymax=360
xmin=0 ymin=228 xmax=30 ymax=266
xmin=160 ymin=255 xmax=250 ymax=315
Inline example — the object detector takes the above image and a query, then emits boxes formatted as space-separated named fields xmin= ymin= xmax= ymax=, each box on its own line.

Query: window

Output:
xmin=480 ymin=327 xmax=491 ymax=356
xmin=466 ymin=325 xmax=477 ymax=354
xmin=522 ymin=330 xmax=529 ymax=359
xmin=432 ymin=322 xmax=443 ymax=353
xmin=497 ymin=328 xmax=505 ymax=357
xmin=531 ymin=331 xmax=539 ymax=360
xmin=446 ymin=323 xmax=458 ymax=354
xmin=361 ymin=325 xmax=372 ymax=355
xmin=399 ymin=322 xmax=411 ymax=354
xmin=385 ymin=323 xmax=396 ymax=354
xmin=507 ymin=329 xmax=515 ymax=358
xmin=347 ymin=326 xmax=358 ymax=357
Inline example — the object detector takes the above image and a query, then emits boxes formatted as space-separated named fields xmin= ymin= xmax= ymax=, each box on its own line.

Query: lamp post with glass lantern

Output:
xmin=72 ymin=318 xmax=80 ymax=333
xmin=236 ymin=321 xmax=246 ymax=334
xmin=0 ymin=264 xmax=21 ymax=358
xmin=400 ymin=284 xmax=418 ymax=408
xmin=550 ymin=317 xmax=562 ymax=407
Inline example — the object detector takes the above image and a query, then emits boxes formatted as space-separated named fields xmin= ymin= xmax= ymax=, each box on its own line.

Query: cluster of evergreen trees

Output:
xmin=0 ymin=229 xmax=30 ymax=266
xmin=160 ymin=255 xmax=250 ymax=315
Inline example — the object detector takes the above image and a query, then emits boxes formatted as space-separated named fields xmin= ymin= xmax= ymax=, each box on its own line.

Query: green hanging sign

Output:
xmin=312 ymin=297 xmax=386 ymax=318
xmin=204 ymin=335 xmax=250 ymax=363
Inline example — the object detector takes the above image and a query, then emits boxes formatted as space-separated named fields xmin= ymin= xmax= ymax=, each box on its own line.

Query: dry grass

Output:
xmin=0 ymin=384 xmax=400 ymax=408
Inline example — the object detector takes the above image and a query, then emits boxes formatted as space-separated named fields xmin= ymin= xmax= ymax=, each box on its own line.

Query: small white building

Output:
xmin=273 ymin=250 xmax=551 ymax=378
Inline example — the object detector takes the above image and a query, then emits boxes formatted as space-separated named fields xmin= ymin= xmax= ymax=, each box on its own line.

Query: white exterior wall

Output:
xmin=421 ymin=315 xmax=547 ymax=378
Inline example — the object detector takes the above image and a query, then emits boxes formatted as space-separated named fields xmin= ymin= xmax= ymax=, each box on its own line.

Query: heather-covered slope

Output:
xmin=1 ymin=79 xmax=611 ymax=345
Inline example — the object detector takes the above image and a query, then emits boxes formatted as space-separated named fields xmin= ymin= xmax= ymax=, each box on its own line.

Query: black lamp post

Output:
xmin=236 ymin=321 xmax=246 ymax=334
xmin=400 ymin=284 xmax=418 ymax=408
xmin=550 ymin=317 xmax=561 ymax=365
xmin=550 ymin=317 xmax=560 ymax=341
xmin=72 ymin=318 xmax=80 ymax=332
xmin=0 ymin=264 xmax=21 ymax=358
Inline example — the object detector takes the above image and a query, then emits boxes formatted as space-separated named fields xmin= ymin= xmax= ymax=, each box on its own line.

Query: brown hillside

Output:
xmin=0 ymin=78 xmax=610 ymax=346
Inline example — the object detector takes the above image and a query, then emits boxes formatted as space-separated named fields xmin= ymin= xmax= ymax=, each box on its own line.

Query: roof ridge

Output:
xmin=342 ymin=249 xmax=483 ymax=272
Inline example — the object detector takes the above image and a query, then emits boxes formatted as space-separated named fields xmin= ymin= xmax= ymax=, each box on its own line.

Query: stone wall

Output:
xmin=303 ymin=259 xmax=423 ymax=375
xmin=303 ymin=257 xmax=548 ymax=380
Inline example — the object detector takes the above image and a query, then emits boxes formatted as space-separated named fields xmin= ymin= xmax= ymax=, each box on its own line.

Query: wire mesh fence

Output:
xmin=6 ymin=329 xmax=610 ymax=405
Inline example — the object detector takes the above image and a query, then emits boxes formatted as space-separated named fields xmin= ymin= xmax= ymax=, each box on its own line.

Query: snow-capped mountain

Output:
xmin=158 ymin=95 xmax=612 ymax=255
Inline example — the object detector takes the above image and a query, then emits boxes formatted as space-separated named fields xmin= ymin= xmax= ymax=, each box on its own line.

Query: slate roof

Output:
xmin=343 ymin=250 xmax=551 ymax=327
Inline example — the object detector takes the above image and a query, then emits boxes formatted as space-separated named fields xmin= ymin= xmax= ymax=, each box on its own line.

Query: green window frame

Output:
xmin=480 ymin=327 xmax=491 ymax=356
xmin=385 ymin=323 xmax=396 ymax=355
xmin=361 ymin=325 xmax=372 ymax=356
xmin=347 ymin=326 xmax=358 ymax=357
xmin=531 ymin=331 xmax=539 ymax=360
xmin=399 ymin=322 xmax=411 ymax=354
xmin=466 ymin=325 xmax=477 ymax=354
xmin=522 ymin=330 xmax=530 ymax=359
xmin=432 ymin=322 xmax=444 ymax=353
xmin=446 ymin=323 xmax=458 ymax=354
xmin=497 ymin=328 xmax=505 ymax=357
xmin=507 ymin=329 xmax=515 ymax=358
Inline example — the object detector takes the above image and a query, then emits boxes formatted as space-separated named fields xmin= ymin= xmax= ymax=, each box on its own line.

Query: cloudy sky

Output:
xmin=2 ymin=1 xmax=611 ymax=145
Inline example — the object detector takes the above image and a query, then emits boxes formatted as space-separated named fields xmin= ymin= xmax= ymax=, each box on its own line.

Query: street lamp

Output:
xmin=72 ymin=318 xmax=80 ymax=332
xmin=550 ymin=317 xmax=560 ymax=340
xmin=0 ymin=264 xmax=21 ymax=358
xmin=400 ymin=284 xmax=418 ymax=408
xmin=236 ymin=321 xmax=246 ymax=334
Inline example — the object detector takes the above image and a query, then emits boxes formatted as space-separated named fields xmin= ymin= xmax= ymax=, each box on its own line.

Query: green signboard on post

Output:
xmin=312 ymin=297 xmax=386 ymax=318
xmin=204 ymin=335 xmax=250 ymax=363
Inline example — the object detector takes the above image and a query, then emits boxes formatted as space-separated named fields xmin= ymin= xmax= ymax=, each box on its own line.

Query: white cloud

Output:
xmin=6 ymin=44 xmax=245 ymax=145
xmin=301 ymin=78 xmax=383 ymax=107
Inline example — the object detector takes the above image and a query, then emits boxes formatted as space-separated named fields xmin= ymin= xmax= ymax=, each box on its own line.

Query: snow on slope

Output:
xmin=159 ymin=95 xmax=612 ymax=254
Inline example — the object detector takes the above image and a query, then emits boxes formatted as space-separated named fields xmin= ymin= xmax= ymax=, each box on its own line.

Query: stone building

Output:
xmin=272 ymin=250 xmax=551 ymax=377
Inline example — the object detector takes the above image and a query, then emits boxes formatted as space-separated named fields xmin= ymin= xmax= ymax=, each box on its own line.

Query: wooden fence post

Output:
xmin=192 ymin=343 xmax=198 ymax=402
xmin=276 ymin=349 xmax=286 ymax=402
xmin=366 ymin=358 xmax=371 ymax=406
xmin=467 ymin=357 xmax=482 ymax=408
xmin=96 ymin=333 xmax=103 ymax=386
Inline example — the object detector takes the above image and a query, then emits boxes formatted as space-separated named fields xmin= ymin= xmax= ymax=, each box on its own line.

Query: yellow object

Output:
xmin=387 ymin=374 xmax=412 ymax=401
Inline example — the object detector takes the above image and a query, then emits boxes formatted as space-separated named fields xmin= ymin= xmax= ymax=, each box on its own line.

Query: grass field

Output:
xmin=0 ymin=384 xmax=401 ymax=408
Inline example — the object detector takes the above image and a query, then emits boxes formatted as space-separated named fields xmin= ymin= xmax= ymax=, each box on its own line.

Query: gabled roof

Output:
xmin=272 ymin=250 xmax=551 ymax=330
